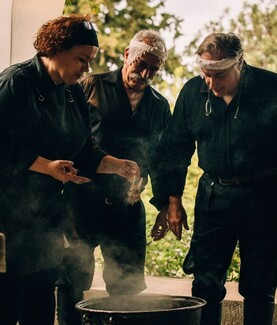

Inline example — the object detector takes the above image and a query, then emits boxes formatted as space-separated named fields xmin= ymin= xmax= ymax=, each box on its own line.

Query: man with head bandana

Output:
xmin=151 ymin=32 xmax=277 ymax=325
xmin=59 ymin=30 xmax=171 ymax=324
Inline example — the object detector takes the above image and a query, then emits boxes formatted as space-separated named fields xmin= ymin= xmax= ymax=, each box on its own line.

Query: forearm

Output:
xmin=96 ymin=155 xmax=140 ymax=181
xmin=169 ymin=195 xmax=182 ymax=204
xmin=28 ymin=156 xmax=91 ymax=184
xmin=28 ymin=156 xmax=49 ymax=175
xmin=96 ymin=155 xmax=120 ymax=174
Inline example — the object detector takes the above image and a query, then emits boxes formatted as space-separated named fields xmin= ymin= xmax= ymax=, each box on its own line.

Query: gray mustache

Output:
xmin=129 ymin=73 xmax=152 ymax=86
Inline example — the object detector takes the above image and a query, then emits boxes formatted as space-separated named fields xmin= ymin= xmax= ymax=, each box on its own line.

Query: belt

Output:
xmin=104 ymin=197 xmax=141 ymax=205
xmin=104 ymin=197 xmax=125 ymax=205
xmin=217 ymin=176 xmax=252 ymax=186
xmin=206 ymin=168 xmax=277 ymax=186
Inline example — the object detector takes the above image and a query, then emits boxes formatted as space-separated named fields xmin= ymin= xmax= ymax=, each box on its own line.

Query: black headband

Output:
xmin=69 ymin=21 xmax=99 ymax=47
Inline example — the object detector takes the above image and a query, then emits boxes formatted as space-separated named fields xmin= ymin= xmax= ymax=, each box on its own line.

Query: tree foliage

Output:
xmin=64 ymin=0 xmax=187 ymax=78
xmin=64 ymin=0 xmax=276 ymax=107
xmin=183 ymin=0 xmax=277 ymax=74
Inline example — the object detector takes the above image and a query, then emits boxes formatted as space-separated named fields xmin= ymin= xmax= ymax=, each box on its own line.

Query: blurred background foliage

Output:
xmin=64 ymin=0 xmax=276 ymax=106
xmin=64 ymin=0 xmax=276 ymax=281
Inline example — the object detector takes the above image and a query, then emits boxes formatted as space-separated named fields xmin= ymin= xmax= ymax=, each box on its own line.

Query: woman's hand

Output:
xmin=29 ymin=156 xmax=91 ymax=184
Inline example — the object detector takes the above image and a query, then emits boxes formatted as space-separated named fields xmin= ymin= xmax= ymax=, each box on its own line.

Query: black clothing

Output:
xmin=0 ymin=267 xmax=59 ymax=325
xmin=0 ymin=55 xmax=107 ymax=324
xmin=83 ymin=70 xmax=171 ymax=288
xmin=83 ymin=69 xmax=171 ymax=204
xmin=58 ymin=184 xmax=146 ymax=325
xmin=59 ymin=68 xmax=171 ymax=319
xmin=199 ymin=301 xmax=222 ymax=325
xmin=163 ymin=63 xmax=277 ymax=197
xmin=80 ymin=68 xmax=170 ymax=283
xmin=0 ymin=55 xmax=106 ymax=275
xmin=190 ymin=174 xmax=276 ymax=302
xmin=163 ymin=63 xmax=277 ymax=322
xmin=243 ymin=300 xmax=275 ymax=325
xmin=56 ymin=239 xmax=94 ymax=325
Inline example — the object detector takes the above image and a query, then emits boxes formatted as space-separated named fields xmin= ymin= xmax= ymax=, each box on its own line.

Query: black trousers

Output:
xmin=0 ymin=267 xmax=59 ymax=325
xmin=57 ymin=184 xmax=147 ymax=324
xmin=63 ymin=183 xmax=147 ymax=295
xmin=98 ymin=199 xmax=147 ymax=295
xmin=184 ymin=174 xmax=277 ymax=303
xmin=56 ymin=242 xmax=94 ymax=325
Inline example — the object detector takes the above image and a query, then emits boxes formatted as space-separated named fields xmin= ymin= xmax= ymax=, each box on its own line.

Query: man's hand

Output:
xmin=167 ymin=195 xmax=189 ymax=240
xmin=97 ymin=156 xmax=141 ymax=182
xmin=117 ymin=159 xmax=141 ymax=182
xmin=151 ymin=196 xmax=189 ymax=241
xmin=151 ymin=205 xmax=169 ymax=241
xmin=127 ymin=176 xmax=143 ymax=205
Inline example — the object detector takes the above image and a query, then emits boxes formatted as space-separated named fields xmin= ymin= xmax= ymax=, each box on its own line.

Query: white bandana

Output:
xmin=127 ymin=40 xmax=168 ymax=64
xmin=197 ymin=53 xmax=241 ymax=70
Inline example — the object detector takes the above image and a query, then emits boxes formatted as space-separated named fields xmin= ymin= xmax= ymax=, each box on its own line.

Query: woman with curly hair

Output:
xmin=0 ymin=14 xmax=140 ymax=325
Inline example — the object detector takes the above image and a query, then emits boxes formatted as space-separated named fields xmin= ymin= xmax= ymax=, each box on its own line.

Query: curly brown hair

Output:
xmin=33 ymin=14 xmax=96 ymax=57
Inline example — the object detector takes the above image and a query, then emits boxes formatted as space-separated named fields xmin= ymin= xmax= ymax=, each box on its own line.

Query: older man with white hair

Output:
xmin=57 ymin=30 xmax=171 ymax=325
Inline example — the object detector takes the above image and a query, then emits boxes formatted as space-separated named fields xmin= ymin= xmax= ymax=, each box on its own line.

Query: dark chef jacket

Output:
xmin=0 ymin=55 xmax=107 ymax=275
xmin=81 ymin=68 xmax=171 ymax=205
xmin=164 ymin=62 xmax=277 ymax=196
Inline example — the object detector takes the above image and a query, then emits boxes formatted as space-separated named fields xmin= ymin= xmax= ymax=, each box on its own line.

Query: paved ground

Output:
xmin=84 ymin=271 xmax=277 ymax=325
xmin=88 ymin=271 xmax=242 ymax=301
xmin=53 ymin=271 xmax=277 ymax=325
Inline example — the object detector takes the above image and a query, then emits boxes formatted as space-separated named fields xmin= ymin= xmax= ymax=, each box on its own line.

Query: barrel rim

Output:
xmin=75 ymin=295 xmax=207 ymax=315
